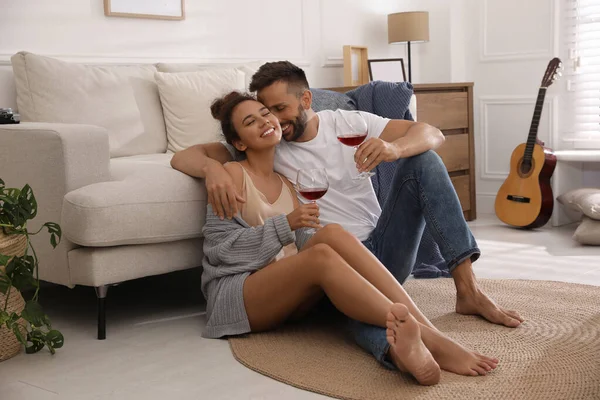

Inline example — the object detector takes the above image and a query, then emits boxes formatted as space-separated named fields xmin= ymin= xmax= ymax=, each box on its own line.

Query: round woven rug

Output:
xmin=229 ymin=279 xmax=600 ymax=400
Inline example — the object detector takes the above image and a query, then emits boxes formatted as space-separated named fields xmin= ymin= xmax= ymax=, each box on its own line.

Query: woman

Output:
xmin=200 ymin=91 xmax=498 ymax=386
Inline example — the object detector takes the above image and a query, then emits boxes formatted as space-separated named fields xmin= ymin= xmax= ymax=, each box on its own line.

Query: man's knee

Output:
xmin=396 ymin=150 xmax=446 ymax=181
xmin=413 ymin=150 xmax=444 ymax=169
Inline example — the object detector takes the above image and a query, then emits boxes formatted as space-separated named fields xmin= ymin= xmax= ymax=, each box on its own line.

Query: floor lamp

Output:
xmin=387 ymin=12 xmax=430 ymax=82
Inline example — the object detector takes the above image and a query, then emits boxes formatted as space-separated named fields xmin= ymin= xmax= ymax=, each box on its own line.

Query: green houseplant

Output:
xmin=0 ymin=178 xmax=64 ymax=356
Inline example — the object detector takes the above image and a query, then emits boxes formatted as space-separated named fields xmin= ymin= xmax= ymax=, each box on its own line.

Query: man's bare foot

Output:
xmin=456 ymin=288 xmax=524 ymax=328
xmin=451 ymin=259 xmax=523 ymax=328
xmin=420 ymin=324 xmax=499 ymax=376
xmin=385 ymin=304 xmax=440 ymax=386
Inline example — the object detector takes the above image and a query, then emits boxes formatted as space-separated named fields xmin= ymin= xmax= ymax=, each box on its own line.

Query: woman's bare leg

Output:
xmin=243 ymin=243 xmax=440 ymax=385
xmin=304 ymin=225 xmax=498 ymax=376
xmin=301 ymin=224 xmax=435 ymax=329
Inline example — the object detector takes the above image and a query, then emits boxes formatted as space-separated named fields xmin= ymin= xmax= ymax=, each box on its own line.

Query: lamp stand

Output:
xmin=407 ymin=41 xmax=412 ymax=82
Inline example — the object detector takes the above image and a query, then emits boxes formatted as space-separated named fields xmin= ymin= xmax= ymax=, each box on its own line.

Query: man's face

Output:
xmin=257 ymin=81 xmax=308 ymax=142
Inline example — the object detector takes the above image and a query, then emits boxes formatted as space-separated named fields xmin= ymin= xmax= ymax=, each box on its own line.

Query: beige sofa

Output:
xmin=0 ymin=51 xmax=417 ymax=340
xmin=0 ymin=52 xmax=267 ymax=339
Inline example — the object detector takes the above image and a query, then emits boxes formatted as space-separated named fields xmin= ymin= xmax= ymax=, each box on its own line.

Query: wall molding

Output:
xmin=322 ymin=56 xmax=343 ymax=68
xmin=476 ymin=192 xmax=498 ymax=215
xmin=480 ymin=0 xmax=559 ymax=62
xmin=318 ymin=0 xmax=347 ymax=69
xmin=299 ymin=0 xmax=311 ymax=65
xmin=0 ymin=52 xmax=311 ymax=67
xmin=479 ymin=95 xmax=557 ymax=180
xmin=1 ymin=0 xmax=312 ymax=68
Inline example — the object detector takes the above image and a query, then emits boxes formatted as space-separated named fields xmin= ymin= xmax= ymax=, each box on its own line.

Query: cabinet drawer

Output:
xmin=435 ymin=134 xmax=470 ymax=172
xmin=451 ymin=175 xmax=471 ymax=211
xmin=416 ymin=92 xmax=469 ymax=130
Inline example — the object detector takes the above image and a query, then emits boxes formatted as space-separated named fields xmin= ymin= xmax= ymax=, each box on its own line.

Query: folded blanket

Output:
xmin=346 ymin=81 xmax=414 ymax=122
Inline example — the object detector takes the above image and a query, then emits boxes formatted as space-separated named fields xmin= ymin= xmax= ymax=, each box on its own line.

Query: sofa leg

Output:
xmin=95 ymin=285 xmax=109 ymax=340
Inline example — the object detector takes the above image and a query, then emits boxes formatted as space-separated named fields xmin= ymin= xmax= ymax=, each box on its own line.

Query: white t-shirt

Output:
xmin=224 ymin=109 xmax=390 ymax=241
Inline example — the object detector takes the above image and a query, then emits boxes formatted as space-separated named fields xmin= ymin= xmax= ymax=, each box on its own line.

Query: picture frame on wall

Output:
xmin=104 ymin=0 xmax=185 ymax=21
xmin=367 ymin=58 xmax=407 ymax=82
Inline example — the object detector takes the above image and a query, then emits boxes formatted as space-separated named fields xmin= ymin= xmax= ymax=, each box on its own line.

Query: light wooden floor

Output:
xmin=1 ymin=215 xmax=599 ymax=400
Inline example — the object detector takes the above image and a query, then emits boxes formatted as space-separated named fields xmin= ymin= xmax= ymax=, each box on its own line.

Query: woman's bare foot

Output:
xmin=420 ymin=324 xmax=499 ymax=376
xmin=456 ymin=288 xmax=524 ymax=328
xmin=385 ymin=304 xmax=440 ymax=386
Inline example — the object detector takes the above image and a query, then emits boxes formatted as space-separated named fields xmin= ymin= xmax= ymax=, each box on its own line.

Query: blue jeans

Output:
xmin=350 ymin=150 xmax=480 ymax=369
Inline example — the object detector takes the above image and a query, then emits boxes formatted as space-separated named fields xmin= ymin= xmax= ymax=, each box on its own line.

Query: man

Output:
xmin=171 ymin=60 xmax=523 ymax=366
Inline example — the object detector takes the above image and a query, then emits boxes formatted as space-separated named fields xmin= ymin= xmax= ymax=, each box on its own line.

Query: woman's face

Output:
xmin=231 ymin=100 xmax=282 ymax=152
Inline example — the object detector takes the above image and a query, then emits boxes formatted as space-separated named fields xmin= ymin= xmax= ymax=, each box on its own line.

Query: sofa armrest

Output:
xmin=0 ymin=122 xmax=111 ymax=192
xmin=0 ymin=122 xmax=110 ymax=286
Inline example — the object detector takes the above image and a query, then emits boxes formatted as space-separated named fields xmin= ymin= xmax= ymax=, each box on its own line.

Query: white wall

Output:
xmin=461 ymin=0 xmax=561 ymax=214
xmin=0 ymin=0 xmax=422 ymax=104
xmin=0 ymin=0 xmax=464 ymax=108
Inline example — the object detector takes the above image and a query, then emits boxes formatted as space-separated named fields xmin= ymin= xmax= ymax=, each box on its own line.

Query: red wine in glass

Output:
xmin=299 ymin=187 xmax=328 ymax=201
xmin=334 ymin=111 xmax=374 ymax=180
xmin=296 ymin=168 xmax=329 ymax=233
xmin=337 ymin=133 xmax=367 ymax=147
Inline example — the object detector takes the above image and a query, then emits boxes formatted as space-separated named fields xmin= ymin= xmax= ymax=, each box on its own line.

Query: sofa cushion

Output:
xmin=62 ymin=154 xmax=207 ymax=247
xmin=156 ymin=61 xmax=261 ymax=91
xmin=155 ymin=69 xmax=246 ymax=153
xmin=573 ymin=216 xmax=600 ymax=245
xmin=11 ymin=51 xmax=167 ymax=158
xmin=557 ymin=188 xmax=600 ymax=220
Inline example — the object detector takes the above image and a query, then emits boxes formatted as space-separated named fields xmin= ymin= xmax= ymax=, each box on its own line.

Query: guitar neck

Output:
xmin=524 ymin=87 xmax=547 ymax=160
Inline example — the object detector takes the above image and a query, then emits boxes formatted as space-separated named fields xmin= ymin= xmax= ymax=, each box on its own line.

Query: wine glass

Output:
xmin=335 ymin=110 xmax=374 ymax=180
xmin=296 ymin=168 xmax=329 ymax=233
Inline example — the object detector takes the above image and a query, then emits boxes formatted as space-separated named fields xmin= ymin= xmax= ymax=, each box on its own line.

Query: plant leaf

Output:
xmin=0 ymin=275 xmax=9 ymax=295
xmin=21 ymin=301 xmax=50 ymax=328
xmin=42 ymin=222 xmax=62 ymax=248
xmin=14 ymin=185 xmax=36 ymax=226
xmin=8 ymin=312 xmax=20 ymax=323
xmin=1 ymin=202 xmax=20 ymax=228
xmin=4 ymin=257 xmax=16 ymax=275
xmin=0 ymin=254 xmax=11 ymax=267
xmin=0 ymin=187 xmax=20 ymax=204
xmin=0 ymin=211 xmax=15 ymax=227
xmin=11 ymin=323 xmax=27 ymax=345
xmin=5 ymin=256 xmax=37 ymax=292
xmin=46 ymin=330 xmax=64 ymax=350
xmin=0 ymin=178 xmax=4 ymax=190
xmin=0 ymin=194 xmax=17 ymax=205
xmin=0 ymin=310 xmax=9 ymax=325
xmin=25 ymin=329 xmax=45 ymax=354
xmin=26 ymin=341 xmax=44 ymax=354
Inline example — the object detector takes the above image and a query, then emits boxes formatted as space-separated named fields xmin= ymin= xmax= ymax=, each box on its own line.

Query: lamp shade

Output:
xmin=387 ymin=11 xmax=429 ymax=44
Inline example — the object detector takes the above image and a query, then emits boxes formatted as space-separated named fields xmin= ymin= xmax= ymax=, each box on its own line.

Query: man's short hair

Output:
xmin=249 ymin=61 xmax=309 ymax=95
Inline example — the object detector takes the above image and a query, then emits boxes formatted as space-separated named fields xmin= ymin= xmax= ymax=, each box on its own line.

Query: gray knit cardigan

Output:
xmin=200 ymin=205 xmax=313 ymax=338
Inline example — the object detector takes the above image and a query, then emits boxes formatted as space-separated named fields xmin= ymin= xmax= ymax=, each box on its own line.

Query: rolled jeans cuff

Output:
xmin=448 ymin=248 xmax=481 ymax=272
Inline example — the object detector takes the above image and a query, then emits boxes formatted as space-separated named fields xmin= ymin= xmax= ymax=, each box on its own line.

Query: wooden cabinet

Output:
xmin=323 ymin=82 xmax=476 ymax=221
xmin=413 ymin=83 xmax=476 ymax=221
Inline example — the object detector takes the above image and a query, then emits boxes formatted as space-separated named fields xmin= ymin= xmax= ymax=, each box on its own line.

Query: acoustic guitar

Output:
xmin=495 ymin=57 xmax=562 ymax=229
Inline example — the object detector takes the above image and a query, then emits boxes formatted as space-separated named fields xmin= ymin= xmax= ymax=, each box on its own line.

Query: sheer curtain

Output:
xmin=563 ymin=0 xmax=600 ymax=148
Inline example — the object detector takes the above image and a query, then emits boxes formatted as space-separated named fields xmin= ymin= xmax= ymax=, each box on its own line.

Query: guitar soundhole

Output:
xmin=518 ymin=158 xmax=535 ymax=178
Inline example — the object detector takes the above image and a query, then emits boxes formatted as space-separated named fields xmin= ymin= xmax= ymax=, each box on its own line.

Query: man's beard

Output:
xmin=283 ymin=105 xmax=308 ymax=142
